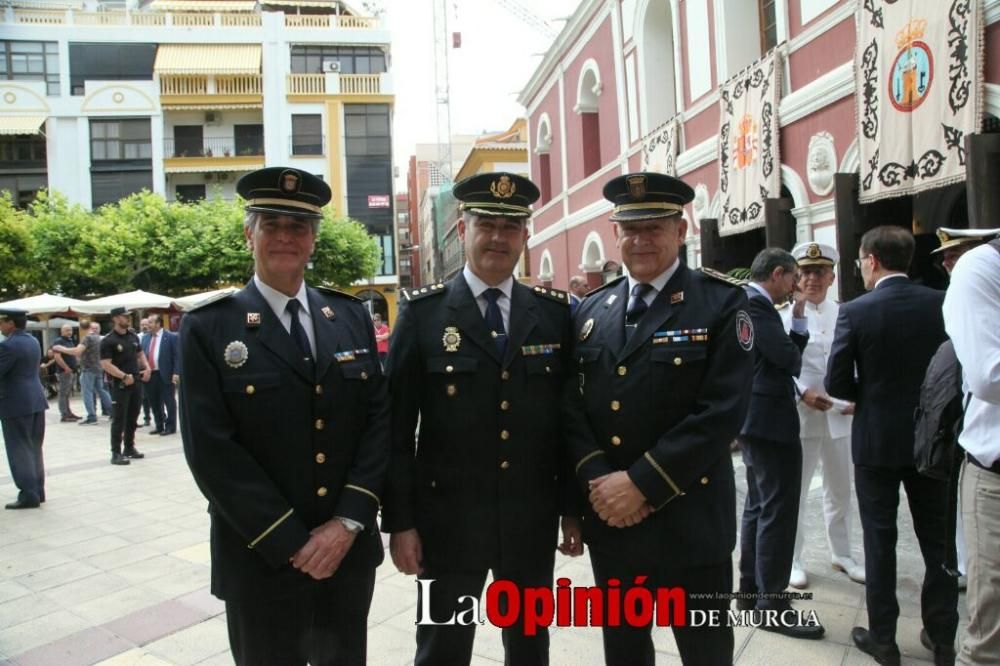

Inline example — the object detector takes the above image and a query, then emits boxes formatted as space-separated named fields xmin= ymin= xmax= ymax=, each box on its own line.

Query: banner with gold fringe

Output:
xmin=856 ymin=0 xmax=983 ymax=203
xmin=717 ymin=50 xmax=781 ymax=237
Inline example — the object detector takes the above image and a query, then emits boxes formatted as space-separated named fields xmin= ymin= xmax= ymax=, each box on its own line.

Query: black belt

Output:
xmin=967 ymin=452 xmax=1000 ymax=474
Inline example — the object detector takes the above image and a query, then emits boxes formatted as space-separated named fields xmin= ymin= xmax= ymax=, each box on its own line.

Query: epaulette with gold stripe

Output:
xmin=186 ymin=291 xmax=235 ymax=312
xmin=584 ymin=275 xmax=626 ymax=298
xmin=699 ymin=267 xmax=747 ymax=288
xmin=531 ymin=285 xmax=569 ymax=304
xmin=315 ymin=286 xmax=362 ymax=303
xmin=401 ymin=283 xmax=446 ymax=302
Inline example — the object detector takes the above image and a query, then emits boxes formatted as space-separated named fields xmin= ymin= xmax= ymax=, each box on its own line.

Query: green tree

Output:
xmin=0 ymin=193 xmax=37 ymax=299
xmin=309 ymin=210 xmax=382 ymax=288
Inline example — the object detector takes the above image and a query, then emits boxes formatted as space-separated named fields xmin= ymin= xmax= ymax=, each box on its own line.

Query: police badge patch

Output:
xmin=224 ymin=341 xmax=249 ymax=368
xmin=442 ymin=326 xmax=461 ymax=352
xmin=736 ymin=311 xmax=754 ymax=351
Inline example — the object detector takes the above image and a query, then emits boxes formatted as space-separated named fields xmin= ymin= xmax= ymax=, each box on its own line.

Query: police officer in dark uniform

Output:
xmin=100 ymin=306 xmax=151 ymax=465
xmin=383 ymin=172 xmax=583 ymax=666
xmin=179 ymin=167 xmax=389 ymax=665
xmin=564 ymin=172 xmax=754 ymax=665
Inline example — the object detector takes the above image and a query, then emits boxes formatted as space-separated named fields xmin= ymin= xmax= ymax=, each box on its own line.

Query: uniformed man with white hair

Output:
xmin=781 ymin=242 xmax=865 ymax=588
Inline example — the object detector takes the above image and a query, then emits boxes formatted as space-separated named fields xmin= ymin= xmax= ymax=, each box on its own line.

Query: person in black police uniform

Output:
xmin=100 ymin=307 xmax=151 ymax=465
xmin=179 ymin=167 xmax=389 ymax=665
xmin=737 ymin=248 xmax=824 ymax=639
xmin=383 ymin=172 xmax=583 ymax=666
xmin=564 ymin=172 xmax=754 ymax=665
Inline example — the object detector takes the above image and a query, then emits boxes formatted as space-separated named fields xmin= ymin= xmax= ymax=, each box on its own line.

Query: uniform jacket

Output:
xmin=564 ymin=268 xmax=753 ymax=567
xmin=740 ymin=287 xmax=809 ymax=444
xmin=382 ymin=273 xmax=573 ymax=572
xmin=0 ymin=330 xmax=48 ymax=419
xmin=826 ymin=276 xmax=946 ymax=467
xmin=179 ymin=281 xmax=389 ymax=600
xmin=141 ymin=329 xmax=180 ymax=386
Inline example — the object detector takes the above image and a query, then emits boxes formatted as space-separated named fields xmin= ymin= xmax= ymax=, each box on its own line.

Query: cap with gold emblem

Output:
xmin=452 ymin=172 xmax=540 ymax=219
xmin=931 ymin=227 xmax=1000 ymax=255
xmin=0 ymin=307 xmax=27 ymax=323
xmin=237 ymin=166 xmax=332 ymax=220
xmin=792 ymin=241 xmax=839 ymax=267
xmin=603 ymin=172 xmax=694 ymax=222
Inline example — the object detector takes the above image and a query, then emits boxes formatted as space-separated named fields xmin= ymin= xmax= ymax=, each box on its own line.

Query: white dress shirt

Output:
xmin=463 ymin=265 xmax=514 ymax=333
xmin=626 ymin=258 xmax=680 ymax=312
xmin=748 ymin=282 xmax=809 ymax=335
xmin=943 ymin=244 xmax=1000 ymax=466
xmin=253 ymin=274 xmax=317 ymax=357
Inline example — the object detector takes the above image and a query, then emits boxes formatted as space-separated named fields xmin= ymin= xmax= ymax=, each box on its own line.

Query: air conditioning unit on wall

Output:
xmin=205 ymin=111 xmax=221 ymax=125
xmin=322 ymin=61 xmax=341 ymax=73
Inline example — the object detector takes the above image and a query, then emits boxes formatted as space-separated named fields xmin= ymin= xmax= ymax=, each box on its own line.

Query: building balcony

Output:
xmin=283 ymin=14 xmax=379 ymax=29
xmin=163 ymin=135 xmax=264 ymax=174
xmin=5 ymin=9 xmax=263 ymax=28
xmin=286 ymin=73 xmax=392 ymax=97
xmin=159 ymin=75 xmax=262 ymax=110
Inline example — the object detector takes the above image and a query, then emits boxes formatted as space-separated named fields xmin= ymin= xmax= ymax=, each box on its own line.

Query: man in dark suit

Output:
xmin=0 ymin=308 xmax=48 ymax=509
xmin=827 ymin=225 xmax=958 ymax=666
xmin=737 ymin=248 xmax=824 ymax=639
xmin=564 ymin=172 xmax=754 ymax=664
xmin=568 ymin=275 xmax=587 ymax=314
xmin=180 ymin=167 xmax=389 ymax=665
xmin=383 ymin=172 xmax=583 ymax=666
xmin=141 ymin=315 xmax=180 ymax=435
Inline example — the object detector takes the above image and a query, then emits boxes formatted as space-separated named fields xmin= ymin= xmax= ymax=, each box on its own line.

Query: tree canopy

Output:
xmin=0 ymin=189 xmax=382 ymax=300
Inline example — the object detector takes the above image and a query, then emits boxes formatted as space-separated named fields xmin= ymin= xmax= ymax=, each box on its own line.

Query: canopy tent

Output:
xmin=172 ymin=287 xmax=239 ymax=311
xmin=27 ymin=317 xmax=79 ymax=331
xmin=0 ymin=293 xmax=86 ymax=316
xmin=73 ymin=290 xmax=174 ymax=314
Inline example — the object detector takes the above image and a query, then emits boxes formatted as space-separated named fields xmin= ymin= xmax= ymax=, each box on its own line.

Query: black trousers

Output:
xmin=738 ymin=436 xmax=802 ymax=608
xmin=110 ymin=382 xmax=141 ymax=454
xmin=854 ymin=464 xmax=959 ymax=646
xmin=415 ymin=561 xmax=553 ymax=666
xmin=589 ymin=547 xmax=734 ymax=665
xmin=1 ymin=412 xmax=45 ymax=504
xmin=145 ymin=373 xmax=177 ymax=432
xmin=225 ymin=567 xmax=376 ymax=666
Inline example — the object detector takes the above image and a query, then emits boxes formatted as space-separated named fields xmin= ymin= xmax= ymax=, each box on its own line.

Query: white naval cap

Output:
xmin=931 ymin=227 xmax=1000 ymax=254
xmin=791 ymin=241 xmax=838 ymax=267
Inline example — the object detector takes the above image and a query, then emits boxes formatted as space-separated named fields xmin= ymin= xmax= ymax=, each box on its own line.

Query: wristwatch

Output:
xmin=337 ymin=516 xmax=364 ymax=534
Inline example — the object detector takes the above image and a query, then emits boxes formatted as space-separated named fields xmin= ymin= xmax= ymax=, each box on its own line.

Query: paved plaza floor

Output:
xmin=0 ymin=396 xmax=967 ymax=664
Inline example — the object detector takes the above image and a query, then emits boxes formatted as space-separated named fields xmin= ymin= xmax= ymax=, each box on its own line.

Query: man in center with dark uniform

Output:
xmin=100 ymin=307 xmax=151 ymax=465
xmin=383 ymin=172 xmax=583 ymax=665
xmin=564 ymin=172 xmax=754 ymax=665
xmin=179 ymin=167 xmax=389 ymax=665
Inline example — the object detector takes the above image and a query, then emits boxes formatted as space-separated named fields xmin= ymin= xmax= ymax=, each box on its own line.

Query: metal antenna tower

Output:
xmin=431 ymin=0 xmax=453 ymax=182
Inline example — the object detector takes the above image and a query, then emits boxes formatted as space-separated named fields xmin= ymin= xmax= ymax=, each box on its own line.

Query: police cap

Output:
xmin=603 ymin=172 xmax=694 ymax=222
xmin=453 ymin=172 xmax=539 ymax=219
xmin=237 ymin=167 xmax=331 ymax=220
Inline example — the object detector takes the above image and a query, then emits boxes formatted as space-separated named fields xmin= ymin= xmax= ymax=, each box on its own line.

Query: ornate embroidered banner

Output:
xmin=717 ymin=50 xmax=781 ymax=237
xmin=640 ymin=117 xmax=679 ymax=175
xmin=856 ymin=0 xmax=982 ymax=203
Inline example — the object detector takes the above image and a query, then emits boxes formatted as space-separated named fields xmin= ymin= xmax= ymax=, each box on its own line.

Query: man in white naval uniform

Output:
xmin=781 ymin=242 xmax=864 ymax=588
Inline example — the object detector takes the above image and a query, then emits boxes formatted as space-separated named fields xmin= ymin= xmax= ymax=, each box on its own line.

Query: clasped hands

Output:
xmin=290 ymin=518 xmax=357 ymax=580
xmin=589 ymin=471 xmax=652 ymax=528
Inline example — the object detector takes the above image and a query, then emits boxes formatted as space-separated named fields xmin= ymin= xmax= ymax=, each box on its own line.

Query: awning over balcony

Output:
xmin=165 ymin=163 xmax=263 ymax=174
xmin=150 ymin=0 xmax=255 ymax=10
xmin=154 ymin=44 xmax=261 ymax=75
xmin=263 ymin=0 xmax=347 ymax=8
xmin=163 ymin=103 xmax=263 ymax=110
xmin=0 ymin=116 xmax=46 ymax=136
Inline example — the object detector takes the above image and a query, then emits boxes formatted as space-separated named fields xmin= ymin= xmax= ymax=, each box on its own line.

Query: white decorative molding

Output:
xmin=781 ymin=164 xmax=811 ymax=210
xmin=839 ymin=137 xmax=860 ymax=173
xmin=987 ymin=0 xmax=1000 ymax=25
xmin=676 ymin=136 xmax=717 ymax=176
xmin=0 ymin=82 xmax=50 ymax=113
xmin=535 ymin=112 xmax=552 ymax=154
xmin=807 ymin=131 xmax=836 ymax=196
xmin=986 ymin=83 xmax=1000 ymax=117
xmin=788 ymin=0 xmax=856 ymax=54
xmin=574 ymin=58 xmax=602 ymax=115
xmin=692 ymin=183 xmax=710 ymax=222
xmin=681 ymin=89 xmax=720 ymax=123
xmin=708 ymin=190 xmax=722 ymax=218
xmin=790 ymin=197 xmax=837 ymax=230
xmin=778 ymin=61 xmax=853 ymax=126
xmin=581 ymin=230 xmax=606 ymax=271
xmin=81 ymin=84 xmax=157 ymax=113
xmin=538 ymin=249 xmax=554 ymax=281
xmin=528 ymin=197 xmax=614 ymax=249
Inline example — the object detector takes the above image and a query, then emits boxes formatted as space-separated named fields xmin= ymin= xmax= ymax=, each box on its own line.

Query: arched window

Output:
xmin=535 ymin=113 xmax=553 ymax=204
xmin=575 ymin=60 xmax=602 ymax=177
xmin=637 ymin=0 xmax=677 ymax=134
xmin=538 ymin=250 xmax=554 ymax=287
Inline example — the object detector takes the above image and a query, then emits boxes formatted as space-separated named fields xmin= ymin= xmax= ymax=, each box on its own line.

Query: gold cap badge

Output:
xmin=806 ymin=243 xmax=821 ymax=259
xmin=627 ymin=175 xmax=647 ymax=201
xmin=490 ymin=175 xmax=516 ymax=199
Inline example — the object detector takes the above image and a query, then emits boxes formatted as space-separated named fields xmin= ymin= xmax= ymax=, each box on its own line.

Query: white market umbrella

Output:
xmin=73 ymin=289 xmax=174 ymax=314
xmin=172 ymin=286 xmax=239 ymax=311
xmin=0 ymin=293 xmax=86 ymax=316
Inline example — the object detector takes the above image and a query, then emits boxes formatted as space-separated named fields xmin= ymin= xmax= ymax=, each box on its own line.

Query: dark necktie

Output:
xmin=285 ymin=299 xmax=313 ymax=363
xmin=625 ymin=283 xmax=653 ymax=340
xmin=483 ymin=288 xmax=507 ymax=357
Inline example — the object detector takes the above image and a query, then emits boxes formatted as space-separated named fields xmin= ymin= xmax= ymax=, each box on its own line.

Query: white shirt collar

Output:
xmin=463 ymin=264 xmax=514 ymax=301
xmin=627 ymin=258 xmax=680 ymax=297
xmin=748 ymin=281 xmax=773 ymax=304
xmin=874 ymin=273 xmax=908 ymax=289
xmin=254 ymin=274 xmax=310 ymax=318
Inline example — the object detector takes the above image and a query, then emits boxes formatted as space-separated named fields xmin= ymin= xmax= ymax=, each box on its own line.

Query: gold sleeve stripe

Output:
xmin=575 ymin=450 xmax=605 ymax=475
xmin=344 ymin=484 xmax=381 ymax=507
xmin=248 ymin=508 xmax=294 ymax=549
xmin=643 ymin=452 xmax=684 ymax=497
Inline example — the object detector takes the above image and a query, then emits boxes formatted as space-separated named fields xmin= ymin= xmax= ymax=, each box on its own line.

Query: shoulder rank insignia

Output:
xmin=246 ymin=312 xmax=261 ymax=327
xmin=585 ymin=275 xmax=626 ymax=299
xmin=224 ymin=341 xmax=249 ymax=368
xmin=402 ymin=283 xmax=445 ymax=302
xmin=314 ymin=286 xmax=362 ymax=303
xmin=699 ymin=267 xmax=748 ymax=287
xmin=532 ymin=285 xmax=569 ymax=304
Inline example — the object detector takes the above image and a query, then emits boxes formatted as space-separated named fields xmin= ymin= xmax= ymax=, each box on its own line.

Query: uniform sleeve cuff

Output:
xmin=628 ymin=452 xmax=685 ymax=510
xmin=247 ymin=509 xmax=311 ymax=569
xmin=575 ymin=450 xmax=614 ymax=484
xmin=334 ymin=484 xmax=381 ymax=530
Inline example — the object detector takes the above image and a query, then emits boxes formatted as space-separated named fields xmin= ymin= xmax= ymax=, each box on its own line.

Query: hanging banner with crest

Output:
xmin=856 ymin=0 xmax=983 ymax=203
xmin=640 ymin=117 xmax=679 ymax=175
xmin=717 ymin=50 xmax=781 ymax=237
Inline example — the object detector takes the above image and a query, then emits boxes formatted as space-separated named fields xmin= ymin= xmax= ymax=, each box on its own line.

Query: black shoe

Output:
xmin=150 ymin=428 xmax=164 ymax=435
xmin=920 ymin=628 xmax=956 ymax=666
xmin=123 ymin=448 xmax=145 ymax=459
xmin=852 ymin=627 xmax=901 ymax=665
xmin=110 ymin=453 xmax=131 ymax=465
xmin=757 ymin=610 xmax=825 ymax=640
xmin=159 ymin=428 xmax=176 ymax=436
xmin=78 ymin=417 xmax=98 ymax=425
xmin=5 ymin=499 xmax=41 ymax=510
xmin=735 ymin=597 xmax=756 ymax=612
